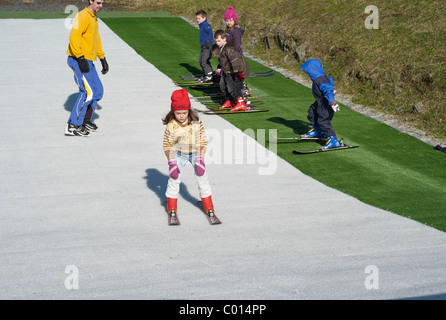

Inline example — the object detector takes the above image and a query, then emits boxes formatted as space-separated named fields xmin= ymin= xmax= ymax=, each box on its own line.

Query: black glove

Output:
xmin=205 ymin=41 xmax=210 ymax=49
xmin=100 ymin=57 xmax=109 ymax=75
xmin=77 ymin=56 xmax=89 ymax=73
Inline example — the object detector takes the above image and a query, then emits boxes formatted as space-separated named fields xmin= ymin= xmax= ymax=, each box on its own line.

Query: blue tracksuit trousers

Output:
xmin=67 ymin=56 xmax=103 ymax=126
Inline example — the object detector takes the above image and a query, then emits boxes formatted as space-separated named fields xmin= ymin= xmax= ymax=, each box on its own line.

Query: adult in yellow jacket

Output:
xmin=65 ymin=0 xmax=109 ymax=136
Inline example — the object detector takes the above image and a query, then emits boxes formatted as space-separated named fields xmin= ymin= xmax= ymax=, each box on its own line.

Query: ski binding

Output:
xmin=205 ymin=210 xmax=222 ymax=225
xmin=168 ymin=210 xmax=180 ymax=225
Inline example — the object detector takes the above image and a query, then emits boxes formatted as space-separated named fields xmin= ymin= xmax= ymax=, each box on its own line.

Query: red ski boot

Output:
xmin=230 ymin=98 xmax=251 ymax=111
xmin=220 ymin=100 xmax=235 ymax=109
xmin=167 ymin=198 xmax=179 ymax=225
xmin=201 ymin=196 xmax=221 ymax=224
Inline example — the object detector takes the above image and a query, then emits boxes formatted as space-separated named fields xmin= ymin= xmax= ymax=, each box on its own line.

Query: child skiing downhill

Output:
xmin=162 ymin=89 xmax=220 ymax=225
xmin=299 ymin=59 xmax=340 ymax=149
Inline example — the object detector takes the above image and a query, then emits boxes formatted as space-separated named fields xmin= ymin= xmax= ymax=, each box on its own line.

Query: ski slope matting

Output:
xmin=1 ymin=18 xmax=445 ymax=300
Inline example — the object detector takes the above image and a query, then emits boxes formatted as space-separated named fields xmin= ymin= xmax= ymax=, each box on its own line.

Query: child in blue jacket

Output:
xmin=299 ymin=59 xmax=340 ymax=149
xmin=196 ymin=10 xmax=214 ymax=83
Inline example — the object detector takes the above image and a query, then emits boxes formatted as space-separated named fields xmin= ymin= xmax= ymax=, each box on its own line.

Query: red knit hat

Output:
xmin=171 ymin=89 xmax=191 ymax=110
xmin=224 ymin=6 xmax=237 ymax=22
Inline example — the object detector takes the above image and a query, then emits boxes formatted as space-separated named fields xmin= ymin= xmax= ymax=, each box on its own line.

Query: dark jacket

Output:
xmin=199 ymin=20 xmax=214 ymax=47
xmin=225 ymin=25 xmax=244 ymax=54
xmin=299 ymin=59 xmax=335 ymax=106
xmin=219 ymin=42 xmax=249 ymax=78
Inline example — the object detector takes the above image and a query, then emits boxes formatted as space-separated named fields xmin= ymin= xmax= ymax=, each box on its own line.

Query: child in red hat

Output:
xmin=162 ymin=89 xmax=220 ymax=225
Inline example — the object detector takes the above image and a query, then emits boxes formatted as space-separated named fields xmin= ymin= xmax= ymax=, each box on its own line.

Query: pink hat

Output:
xmin=171 ymin=89 xmax=191 ymax=110
xmin=224 ymin=6 xmax=237 ymax=22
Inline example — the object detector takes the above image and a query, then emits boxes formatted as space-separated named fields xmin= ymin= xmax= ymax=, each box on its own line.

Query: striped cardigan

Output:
xmin=163 ymin=119 xmax=207 ymax=156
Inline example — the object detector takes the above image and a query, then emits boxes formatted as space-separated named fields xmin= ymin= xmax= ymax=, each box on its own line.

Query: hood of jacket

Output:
xmin=299 ymin=59 xmax=325 ymax=81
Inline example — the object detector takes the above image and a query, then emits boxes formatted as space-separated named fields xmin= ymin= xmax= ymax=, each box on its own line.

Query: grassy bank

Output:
xmin=105 ymin=0 xmax=446 ymax=142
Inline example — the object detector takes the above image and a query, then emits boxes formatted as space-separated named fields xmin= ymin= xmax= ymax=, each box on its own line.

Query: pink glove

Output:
xmin=195 ymin=156 xmax=206 ymax=176
xmin=168 ymin=159 xmax=180 ymax=180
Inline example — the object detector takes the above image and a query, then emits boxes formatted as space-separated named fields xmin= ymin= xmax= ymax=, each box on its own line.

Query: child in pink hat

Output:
xmin=224 ymin=6 xmax=245 ymax=54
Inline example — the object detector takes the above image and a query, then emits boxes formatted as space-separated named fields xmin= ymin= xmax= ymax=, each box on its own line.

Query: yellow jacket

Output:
xmin=67 ymin=8 xmax=105 ymax=61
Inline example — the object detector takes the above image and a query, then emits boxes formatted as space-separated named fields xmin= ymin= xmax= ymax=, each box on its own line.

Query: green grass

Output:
xmin=102 ymin=16 xmax=446 ymax=232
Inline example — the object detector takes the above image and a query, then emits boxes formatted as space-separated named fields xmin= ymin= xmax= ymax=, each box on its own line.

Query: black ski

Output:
xmin=177 ymin=74 xmax=274 ymax=85
xmin=181 ymin=70 xmax=274 ymax=80
xmin=292 ymin=144 xmax=359 ymax=154
xmin=167 ymin=210 xmax=180 ymax=225
xmin=201 ymin=100 xmax=265 ymax=107
xmin=194 ymin=103 xmax=266 ymax=113
xmin=201 ymin=108 xmax=269 ymax=115
xmin=272 ymin=134 xmax=327 ymax=141
xmin=197 ymin=88 xmax=260 ymax=98
xmin=247 ymin=72 xmax=275 ymax=78
xmin=196 ymin=94 xmax=269 ymax=102
xmin=175 ymin=81 xmax=219 ymax=87
xmin=176 ymin=73 xmax=275 ymax=87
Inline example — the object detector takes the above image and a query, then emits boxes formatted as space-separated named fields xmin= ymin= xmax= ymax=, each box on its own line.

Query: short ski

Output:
xmin=180 ymin=70 xmax=273 ymax=79
xmin=195 ymin=94 xmax=269 ymax=101
xmin=201 ymin=100 xmax=265 ymax=107
xmin=271 ymin=134 xmax=327 ymax=141
xmin=196 ymin=89 xmax=261 ymax=98
xmin=205 ymin=210 xmax=222 ymax=225
xmin=168 ymin=211 xmax=180 ymax=225
xmin=292 ymin=143 xmax=359 ymax=154
xmin=245 ymin=93 xmax=269 ymax=98
xmin=201 ymin=109 xmax=269 ymax=114
xmin=177 ymin=74 xmax=274 ymax=85
xmin=246 ymin=72 xmax=275 ymax=78
xmin=198 ymin=201 xmax=222 ymax=224
xmin=181 ymin=70 xmax=274 ymax=80
xmin=175 ymin=81 xmax=218 ymax=87
xmin=194 ymin=104 xmax=265 ymax=113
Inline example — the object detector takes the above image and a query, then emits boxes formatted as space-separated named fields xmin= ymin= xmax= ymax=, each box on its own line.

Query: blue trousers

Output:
xmin=67 ymin=56 xmax=103 ymax=126
xmin=307 ymin=101 xmax=336 ymax=137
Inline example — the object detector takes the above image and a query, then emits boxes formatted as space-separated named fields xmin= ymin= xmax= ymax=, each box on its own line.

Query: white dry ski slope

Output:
xmin=0 ymin=18 xmax=445 ymax=300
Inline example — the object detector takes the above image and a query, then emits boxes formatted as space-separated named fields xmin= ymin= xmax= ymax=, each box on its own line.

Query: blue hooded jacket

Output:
xmin=300 ymin=59 xmax=335 ymax=105
xmin=300 ymin=59 xmax=325 ymax=81
xmin=199 ymin=20 xmax=214 ymax=47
